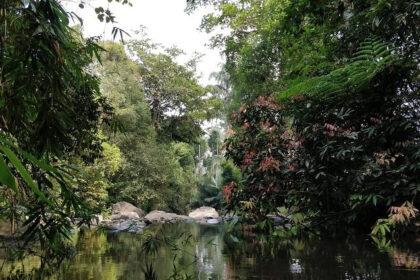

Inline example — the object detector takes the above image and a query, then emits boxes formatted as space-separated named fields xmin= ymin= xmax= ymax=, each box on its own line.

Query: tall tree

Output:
xmin=127 ymin=39 xmax=222 ymax=143
xmin=0 ymin=0 xmax=112 ymax=264
xmin=97 ymin=42 xmax=207 ymax=214
xmin=191 ymin=0 xmax=420 ymax=233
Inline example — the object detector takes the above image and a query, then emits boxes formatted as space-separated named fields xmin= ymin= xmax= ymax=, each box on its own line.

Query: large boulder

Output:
xmin=110 ymin=212 xmax=140 ymax=221
xmin=111 ymin=202 xmax=144 ymax=218
xmin=101 ymin=219 xmax=146 ymax=233
xmin=145 ymin=210 xmax=190 ymax=223
xmin=188 ymin=207 xmax=219 ymax=219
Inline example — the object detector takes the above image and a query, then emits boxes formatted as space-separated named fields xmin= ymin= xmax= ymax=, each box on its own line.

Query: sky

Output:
xmin=64 ymin=0 xmax=223 ymax=85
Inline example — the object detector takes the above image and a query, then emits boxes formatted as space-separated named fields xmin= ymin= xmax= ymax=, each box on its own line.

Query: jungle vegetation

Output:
xmin=189 ymin=0 xmax=420 ymax=238
xmin=0 ymin=0 xmax=419 ymax=270
xmin=0 ymin=0 xmax=226 ymax=266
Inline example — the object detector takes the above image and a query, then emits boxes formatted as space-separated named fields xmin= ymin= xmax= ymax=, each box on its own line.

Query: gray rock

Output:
xmin=188 ymin=207 xmax=219 ymax=219
xmin=207 ymin=218 xmax=220 ymax=224
xmin=145 ymin=211 xmax=189 ymax=223
xmin=107 ymin=220 xmax=132 ymax=232
xmin=110 ymin=212 xmax=140 ymax=221
xmin=101 ymin=219 xmax=146 ymax=233
xmin=111 ymin=202 xmax=144 ymax=218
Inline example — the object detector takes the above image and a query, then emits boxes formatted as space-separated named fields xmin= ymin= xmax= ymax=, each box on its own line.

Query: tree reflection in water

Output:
xmin=1 ymin=223 xmax=419 ymax=279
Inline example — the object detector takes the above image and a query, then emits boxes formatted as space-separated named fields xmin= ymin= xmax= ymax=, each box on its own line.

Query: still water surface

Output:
xmin=2 ymin=223 xmax=420 ymax=279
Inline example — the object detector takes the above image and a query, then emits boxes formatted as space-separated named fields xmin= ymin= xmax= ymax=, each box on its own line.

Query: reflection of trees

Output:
xmin=221 ymin=230 xmax=420 ymax=279
xmin=389 ymin=247 xmax=420 ymax=269
xmin=3 ymin=224 xmax=419 ymax=279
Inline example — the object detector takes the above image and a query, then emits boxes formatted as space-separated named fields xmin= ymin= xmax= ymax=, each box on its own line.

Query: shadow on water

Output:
xmin=1 ymin=223 xmax=420 ymax=279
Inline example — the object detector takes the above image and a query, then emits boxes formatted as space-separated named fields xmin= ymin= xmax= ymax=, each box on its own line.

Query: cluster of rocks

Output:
xmin=99 ymin=202 xmax=222 ymax=233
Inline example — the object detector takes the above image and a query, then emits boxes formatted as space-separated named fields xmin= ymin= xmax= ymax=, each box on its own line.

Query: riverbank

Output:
xmin=97 ymin=202 xmax=224 ymax=233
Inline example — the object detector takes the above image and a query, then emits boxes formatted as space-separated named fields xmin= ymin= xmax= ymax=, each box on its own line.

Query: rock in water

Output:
xmin=144 ymin=210 xmax=190 ymax=223
xmin=111 ymin=202 xmax=144 ymax=218
xmin=110 ymin=212 xmax=140 ymax=221
xmin=207 ymin=219 xmax=220 ymax=224
xmin=188 ymin=207 xmax=219 ymax=219
xmin=104 ymin=220 xmax=146 ymax=233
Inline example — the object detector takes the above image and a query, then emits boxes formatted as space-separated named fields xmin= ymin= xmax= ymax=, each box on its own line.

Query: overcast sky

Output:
xmin=64 ymin=0 xmax=223 ymax=85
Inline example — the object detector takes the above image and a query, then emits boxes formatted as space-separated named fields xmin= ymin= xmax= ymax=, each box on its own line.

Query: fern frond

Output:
xmin=277 ymin=37 xmax=397 ymax=102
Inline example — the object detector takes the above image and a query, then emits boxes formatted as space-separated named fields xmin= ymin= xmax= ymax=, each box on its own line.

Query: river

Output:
xmin=1 ymin=222 xmax=420 ymax=279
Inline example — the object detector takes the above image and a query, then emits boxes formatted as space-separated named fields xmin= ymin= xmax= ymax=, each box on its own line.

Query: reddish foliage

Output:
xmin=222 ymin=182 xmax=238 ymax=203
xmin=257 ymin=156 xmax=280 ymax=172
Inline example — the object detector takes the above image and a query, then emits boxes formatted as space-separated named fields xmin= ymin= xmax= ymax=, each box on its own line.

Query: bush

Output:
xmin=224 ymin=39 xmax=420 ymax=231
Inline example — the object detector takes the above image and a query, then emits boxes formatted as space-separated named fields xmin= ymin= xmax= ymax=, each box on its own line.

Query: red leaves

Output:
xmin=224 ymin=96 xmax=289 ymax=211
xmin=253 ymin=96 xmax=275 ymax=106
xmin=257 ymin=156 xmax=280 ymax=172
xmin=323 ymin=130 xmax=335 ymax=137
xmin=260 ymin=121 xmax=277 ymax=133
xmin=240 ymin=150 xmax=256 ymax=168
xmin=324 ymin=123 xmax=338 ymax=131
xmin=370 ymin=116 xmax=383 ymax=124
xmin=223 ymin=182 xmax=238 ymax=203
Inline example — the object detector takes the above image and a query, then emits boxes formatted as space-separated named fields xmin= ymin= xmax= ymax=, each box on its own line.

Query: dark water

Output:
xmin=2 ymin=223 xmax=420 ymax=279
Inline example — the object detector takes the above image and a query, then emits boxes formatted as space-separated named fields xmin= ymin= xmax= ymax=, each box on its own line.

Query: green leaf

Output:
xmin=0 ymin=146 xmax=53 ymax=206
xmin=380 ymin=225 xmax=385 ymax=236
xmin=0 ymin=153 xmax=18 ymax=193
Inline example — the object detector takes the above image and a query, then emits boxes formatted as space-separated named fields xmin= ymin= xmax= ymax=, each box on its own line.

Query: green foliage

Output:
xmin=127 ymin=39 xmax=222 ymax=143
xmin=0 ymin=133 xmax=94 ymax=264
xmin=73 ymin=142 xmax=122 ymax=209
xmin=172 ymin=142 xmax=195 ymax=169
xmin=208 ymin=129 xmax=222 ymax=155
xmin=193 ymin=128 xmax=239 ymax=210
xmin=223 ymin=37 xmax=420 ymax=231
xmin=189 ymin=0 xmax=420 ymax=236
xmin=193 ymin=0 xmax=420 ymax=116
xmin=0 ymin=0 xmax=109 ymax=158
xmin=220 ymin=160 xmax=241 ymax=186
xmin=0 ymin=0 xmax=108 ymax=264
xmin=281 ymin=38 xmax=397 ymax=100
xmin=98 ymin=42 xmax=210 ymax=214
xmin=194 ymin=154 xmax=241 ymax=210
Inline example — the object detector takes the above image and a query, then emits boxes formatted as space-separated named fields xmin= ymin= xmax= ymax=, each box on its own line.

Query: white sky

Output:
xmin=64 ymin=0 xmax=223 ymax=85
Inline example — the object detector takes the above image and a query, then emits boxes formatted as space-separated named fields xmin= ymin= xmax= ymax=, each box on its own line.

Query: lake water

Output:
xmin=1 ymin=222 xmax=420 ymax=279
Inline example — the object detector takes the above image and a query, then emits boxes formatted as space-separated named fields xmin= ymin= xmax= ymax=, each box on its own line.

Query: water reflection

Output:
xmin=1 ymin=223 xmax=419 ymax=279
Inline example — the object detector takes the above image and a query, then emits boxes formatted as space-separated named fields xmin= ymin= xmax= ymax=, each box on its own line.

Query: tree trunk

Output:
xmin=151 ymin=99 xmax=160 ymax=129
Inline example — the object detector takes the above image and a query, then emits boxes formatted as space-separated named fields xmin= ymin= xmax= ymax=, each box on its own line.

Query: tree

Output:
xmin=0 ymin=0 xmax=112 ymax=264
xmin=194 ymin=0 xmax=419 ymax=99
xmin=97 ymin=42 xmax=208 ymax=214
xmin=191 ymin=0 xmax=420 ymax=233
xmin=224 ymin=38 xmax=420 ymax=232
xmin=73 ymin=142 xmax=122 ymax=209
xmin=208 ymin=129 xmax=222 ymax=155
xmin=127 ymin=39 xmax=222 ymax=143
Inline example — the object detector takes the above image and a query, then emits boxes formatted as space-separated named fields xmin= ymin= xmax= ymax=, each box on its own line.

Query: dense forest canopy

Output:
xmin=0 ymin=0 xmax=226 ymax=265
xmin=96 ymin=40 xmax=222 ymax=213
xmin=189 ymin=0 xmax=420 ymax=236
